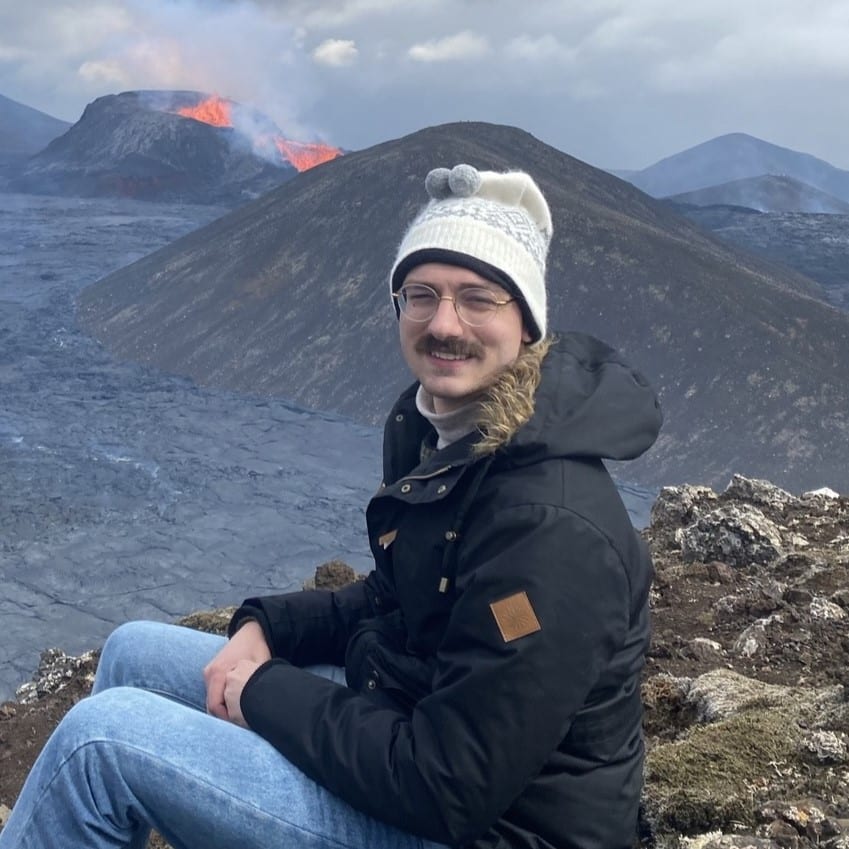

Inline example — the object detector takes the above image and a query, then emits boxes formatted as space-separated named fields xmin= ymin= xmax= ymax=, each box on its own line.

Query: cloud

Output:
xmin=0 ymin=45 xmax=28 ymax=61
xmin=649 ymin=8 xmax=849 ymax=92
xmin=3 ymin=1 xmax=849 ymax=169
xmin=78 ymin=59 xmax=130 ymax=86
xmin=312 ymin=38 xmax=359 ymax=66
xmin=408 ymin=31 xmax=490 ymax=63
xmin=0 ymin=0 xmax=318 ymax=135
xmin=505 ymin=34 xmax=576 ymax=63
xmin=286 ymin=0 xmax=444 ymax=28
xmin=54 ymin=3 xmax=134 ymax=47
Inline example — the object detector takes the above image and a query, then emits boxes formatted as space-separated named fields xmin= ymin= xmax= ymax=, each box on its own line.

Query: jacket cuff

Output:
xmin=241 ymin=658 xmax=292 ymax=726
xmin=228 ymin=604 xmax=274 ymax=652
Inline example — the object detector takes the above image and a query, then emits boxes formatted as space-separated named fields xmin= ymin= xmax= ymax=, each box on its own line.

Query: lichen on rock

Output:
xmin=676 ymin=504 xmax=785 ymax=568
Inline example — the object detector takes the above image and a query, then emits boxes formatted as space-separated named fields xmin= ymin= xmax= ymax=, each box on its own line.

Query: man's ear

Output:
xmin=522 ymin=327 xmax=533 ymax=344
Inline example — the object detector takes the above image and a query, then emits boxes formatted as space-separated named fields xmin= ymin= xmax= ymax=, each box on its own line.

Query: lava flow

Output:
xmin=176 ymin=94 xmax=232 ymax=127
xmin=173 ymin=94 xmax=341 ymax=172
xmin=274 ymin=138 xmax=341 ymax=171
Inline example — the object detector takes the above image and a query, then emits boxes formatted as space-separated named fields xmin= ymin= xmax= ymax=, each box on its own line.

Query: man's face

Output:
xmin=398 ymin=262 xmax=530 ymax=414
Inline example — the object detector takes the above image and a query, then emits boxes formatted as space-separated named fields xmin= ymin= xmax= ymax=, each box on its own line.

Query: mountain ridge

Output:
xmin=620 ymin=132 xmax=849 ymax=203
xmin=0 ymin=93 xmax=71 ymax=175
xmin=0 ymin=93 xmax=70 ymax=155
xmin=667 ymin=174 xmax=849 ymax=214
xmin=76 ymin=121 xmax=849 ymax=493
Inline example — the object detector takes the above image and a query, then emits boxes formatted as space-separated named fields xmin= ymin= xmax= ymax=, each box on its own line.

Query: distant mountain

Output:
xmin=621 ymin=133 xmax=849 ymax=204
xmin=668 ymin=175 xmax=849 ymax=214
xmin=0 ymin=93 xmax=70 ymax=173
xmin=77 ymin=121 xmax=849 ymax=493
xmin=8 ymin=90 xmax=341 ymax=205
xmin=0 ymin=93 xmax=70 ymax=154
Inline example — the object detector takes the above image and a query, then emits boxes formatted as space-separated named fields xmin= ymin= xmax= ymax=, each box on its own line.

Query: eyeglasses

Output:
xmin=393 ymin=283 xmax=516 ymax=327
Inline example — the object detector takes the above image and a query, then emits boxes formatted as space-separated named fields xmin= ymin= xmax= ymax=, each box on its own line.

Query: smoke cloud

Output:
xmin=1 ymin=0 xmax=322 ymax=141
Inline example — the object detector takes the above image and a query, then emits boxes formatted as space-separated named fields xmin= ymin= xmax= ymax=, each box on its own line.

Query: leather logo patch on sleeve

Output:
xmin=490 ymin=591 xmax=542 ymax=643
xmin=378 ymin=529 xmax=397 ymax=549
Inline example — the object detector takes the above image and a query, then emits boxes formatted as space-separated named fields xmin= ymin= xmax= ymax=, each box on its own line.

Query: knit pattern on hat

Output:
xmin=390 ymin=164 xmax=552 ymax=342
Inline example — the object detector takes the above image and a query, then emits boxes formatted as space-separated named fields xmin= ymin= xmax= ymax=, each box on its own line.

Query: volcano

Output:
xmin=9 ymin=90 xmax=342 ymax=205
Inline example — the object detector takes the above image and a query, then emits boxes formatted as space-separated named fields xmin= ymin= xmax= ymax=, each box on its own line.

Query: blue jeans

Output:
xmin=0 ymin=621 xmax=448 ymax=849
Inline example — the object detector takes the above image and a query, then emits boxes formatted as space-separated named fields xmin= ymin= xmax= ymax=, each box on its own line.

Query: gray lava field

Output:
xmin=0 ymin=193 xmax=385 ymax=700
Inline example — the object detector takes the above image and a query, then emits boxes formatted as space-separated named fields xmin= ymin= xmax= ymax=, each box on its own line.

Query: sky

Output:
xmin=2 ymin=0 xmax=849 ymax=171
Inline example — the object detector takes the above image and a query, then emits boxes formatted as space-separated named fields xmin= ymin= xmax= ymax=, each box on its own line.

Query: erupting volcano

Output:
xmin=172 ymin=94 xmax=341 ymax=172
xmin=10 ymin=90 xmax=344 ymax=205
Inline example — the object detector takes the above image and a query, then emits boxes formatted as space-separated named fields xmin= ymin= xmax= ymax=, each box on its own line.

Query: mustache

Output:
xmin=416 ymin=335 xmax=483 ymax=358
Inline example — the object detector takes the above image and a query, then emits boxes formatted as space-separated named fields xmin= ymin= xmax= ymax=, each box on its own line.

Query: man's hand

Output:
xmin=223 ymin=659 xmax=262 ymax=727
xmin=204 ymin=620 xmax=271 ymax=721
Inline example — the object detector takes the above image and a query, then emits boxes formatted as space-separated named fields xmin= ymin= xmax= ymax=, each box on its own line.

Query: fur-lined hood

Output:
xmin=475 ymin=332 xmax=662 ymax=462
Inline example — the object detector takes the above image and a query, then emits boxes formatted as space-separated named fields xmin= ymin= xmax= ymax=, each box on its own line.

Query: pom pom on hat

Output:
xmin=423 ymin=165 xmax=483 ymax=199
xmin=447 ymin=164 xmax=481 ymax=197
xmin=390 ymin=163 xmax=552 ymax=342
xmin=424 ymin=167 xmax=452 ymax=199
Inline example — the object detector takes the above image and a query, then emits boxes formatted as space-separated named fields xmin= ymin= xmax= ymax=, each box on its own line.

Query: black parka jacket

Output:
xmin=232 ymin=333 xmax=663 ymax=849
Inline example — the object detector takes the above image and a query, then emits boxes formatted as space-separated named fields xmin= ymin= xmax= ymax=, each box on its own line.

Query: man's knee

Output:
xmin=95 ymin=621 xmax=167 ymax=691
xmin=50 ymin=687 xmax=149 ymax=754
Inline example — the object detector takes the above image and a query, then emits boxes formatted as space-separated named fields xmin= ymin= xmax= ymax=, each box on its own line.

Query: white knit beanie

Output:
xmin=390 ymin=163 xmax=552 ymax=342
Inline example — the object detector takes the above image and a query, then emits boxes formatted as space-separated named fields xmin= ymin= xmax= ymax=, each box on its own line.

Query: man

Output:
xmin=0 ymin=164 xmax=662 ymax=849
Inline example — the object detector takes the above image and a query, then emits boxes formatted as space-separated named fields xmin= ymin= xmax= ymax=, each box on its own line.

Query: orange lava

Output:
xmin=176 ymin=94 xmax=232 ymax=128
xmin=171 ymin=95 xmax=342 ymax=172
xmin=274 ymin=138 xmax=342 ymax=172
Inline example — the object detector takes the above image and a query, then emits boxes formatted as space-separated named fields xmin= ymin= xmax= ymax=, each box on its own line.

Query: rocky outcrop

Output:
xmin=13 ymin=648 xmax=100 ymax=705
xmin=2 ymin=479 xmax=849 ymax=847
xmin=643 ymin=475 xmax=849 ymax=846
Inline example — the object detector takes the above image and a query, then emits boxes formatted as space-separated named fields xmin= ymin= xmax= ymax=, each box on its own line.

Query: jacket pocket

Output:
xmin=346 ymin=611 xmax=436 ymax=711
